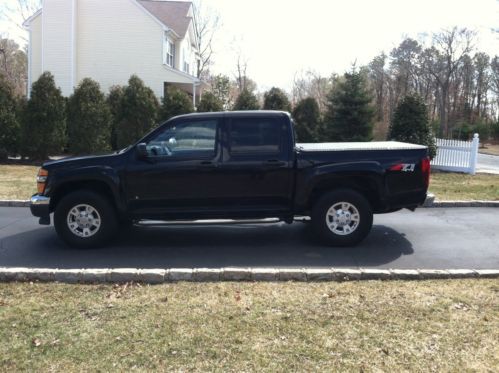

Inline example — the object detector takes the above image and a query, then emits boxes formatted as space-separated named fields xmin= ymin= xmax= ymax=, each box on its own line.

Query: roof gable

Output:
xmin=137 ymin=0 xmax=192 ymax=38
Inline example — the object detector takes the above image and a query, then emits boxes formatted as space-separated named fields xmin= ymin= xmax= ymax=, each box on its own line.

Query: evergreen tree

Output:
xmin=388 ymin=94 xmax=437 ymax=158
xmin=233 ymin=89 xmax=259 ymax=110
xmin=67 ymin=78 xmax=111 ymax=154
xmin=107 ymin=85 xmax=125 ymax=150
xmin=292 ymin=97 xmax=322 ymax=142
xmin=116 ymin=75 xmax=159 ymax=148
xmin=0 ymin=76 xmax=20 ymax=159
xmin=160 ymin=86 xmax=194 ymax=121
xmin=323 ymin=71 xmax=374 ymax=141
xmin=263 ymin=87 xmax=291 ymax=112
xmin=197 ymin=92 xmax=223 ymax=112
xmin=21 ymin=72 xmax=66 ymax=160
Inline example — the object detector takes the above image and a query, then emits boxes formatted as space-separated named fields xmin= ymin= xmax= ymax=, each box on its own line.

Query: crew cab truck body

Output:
xmin=31 ymin=111 xmax=430 ymax=248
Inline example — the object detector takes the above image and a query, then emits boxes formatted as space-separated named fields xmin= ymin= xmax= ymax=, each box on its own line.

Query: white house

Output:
xmin=23 ymin=0 xmax=205 ymax=104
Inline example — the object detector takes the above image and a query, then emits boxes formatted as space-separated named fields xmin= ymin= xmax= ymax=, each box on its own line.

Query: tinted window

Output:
xmin=146 ymin=120 xmax=217 ymax=158
xmin=229 ymin=118 xmax=281 ymax=154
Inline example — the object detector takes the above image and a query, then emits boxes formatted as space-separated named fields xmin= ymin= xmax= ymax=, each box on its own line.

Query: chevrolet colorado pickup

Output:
xmin=30 ymin=111 xmax=430 ymax=248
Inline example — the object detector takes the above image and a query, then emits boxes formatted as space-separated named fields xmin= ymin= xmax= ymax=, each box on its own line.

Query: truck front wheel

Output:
xmin=54 ymin=190 xmax=118 ymax=249
xmin=311 ymin=189 xmax=373 ymax=247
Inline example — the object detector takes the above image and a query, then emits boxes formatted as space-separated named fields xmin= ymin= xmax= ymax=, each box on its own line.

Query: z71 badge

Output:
xmin=389 ymin=163 xmax=416 ymax=172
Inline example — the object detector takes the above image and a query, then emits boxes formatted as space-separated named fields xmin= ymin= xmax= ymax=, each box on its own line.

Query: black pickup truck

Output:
xmin=30 ymin=111 xmax=430 ymax=248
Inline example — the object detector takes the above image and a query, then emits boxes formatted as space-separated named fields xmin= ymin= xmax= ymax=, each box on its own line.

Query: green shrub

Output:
xmin=263 ymin=87 xmax=291 ymax=112
xmin=107 ymin=85 xmax=125 ymax=150
xmin=233 ymin=89 xmax=259 ymax=110
xmin=116 ymin=75 xmax=159 ymax=149
xmin=160 ymin=86 xmax=194 ymax=121
xmin=67 ymin=78 xmax=111 ymax=154
xmin=21 ymin=72 xmax=66 ymax=160
xmin=292 ymin=97 xmax=322 ymax=142
xmin=197 ymin=92 xmax=223 ymax=112
xmin=0 ymin=76 xmax=20 ymax=159
xmin=388 ymin=94 xmax=437 ymax=159
xmin=490 ymin=121 xmax=499 ymax=140
xmin=323 ymin=71 xmax=374 ymax=142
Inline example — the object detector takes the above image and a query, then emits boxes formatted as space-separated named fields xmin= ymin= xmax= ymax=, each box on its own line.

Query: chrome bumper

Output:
xmin=30 ymin=195 xmax=50 ymax=205
xmin=30 ymin=194 xmax=51 ymax=225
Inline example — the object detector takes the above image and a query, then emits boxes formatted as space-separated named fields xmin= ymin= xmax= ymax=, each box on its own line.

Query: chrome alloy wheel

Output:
xmin=325 ymin=202 xmax=360 ymax=236
xmin=67 ymin=204 xmax=102 ymax=238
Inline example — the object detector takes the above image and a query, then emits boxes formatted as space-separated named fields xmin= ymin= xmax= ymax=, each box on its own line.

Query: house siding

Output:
xmin=27 ymin=0 xmax=199 ymax=98
xmin=76 ymin=0 xmax=193 ymax=97
xmin=30 ymin=14 xmax=43 ymax=84
xmin=42 ymin=0 xmax=75 ymax=96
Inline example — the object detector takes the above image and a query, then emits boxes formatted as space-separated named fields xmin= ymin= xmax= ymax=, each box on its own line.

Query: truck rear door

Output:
xmin=219 ymin=114 xmax=294 ymax=215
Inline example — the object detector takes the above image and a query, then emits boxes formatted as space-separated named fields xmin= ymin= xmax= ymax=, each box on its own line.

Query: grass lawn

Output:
xmin=0 ymin=164 xmax=497 ymax=202
xmin=430 ymin=172 xmax=499 ymax=201
xmin=0 ymin=165 xmax=38 ymax=200
xmin=0 ymin=280 xmax=497 ymax=371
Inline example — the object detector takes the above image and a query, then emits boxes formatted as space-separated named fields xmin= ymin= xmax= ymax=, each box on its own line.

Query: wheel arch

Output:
xmin=49 ymin=179 xmax=122 ymax=215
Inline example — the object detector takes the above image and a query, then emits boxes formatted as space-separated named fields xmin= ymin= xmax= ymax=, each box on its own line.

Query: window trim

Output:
xmin=165 ymin=39 xmax=175 ymax=68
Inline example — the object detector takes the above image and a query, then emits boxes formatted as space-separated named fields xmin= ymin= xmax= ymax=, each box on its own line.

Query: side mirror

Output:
xmin=136 ymin=143 xmax=148 ymax=159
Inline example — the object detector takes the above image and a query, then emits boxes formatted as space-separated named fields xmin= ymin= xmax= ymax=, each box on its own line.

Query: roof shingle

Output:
xmin=138 ymin=0 xmax=192 ymax=37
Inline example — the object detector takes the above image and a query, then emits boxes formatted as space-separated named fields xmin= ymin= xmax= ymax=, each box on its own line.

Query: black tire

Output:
xmin=311 ymin=189 xmax=373 ymax=247
xmin=54 ymin=190 xmax=118 ymax=249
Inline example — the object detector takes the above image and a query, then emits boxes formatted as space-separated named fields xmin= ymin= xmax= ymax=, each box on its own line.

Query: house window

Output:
xmin=166 ymin=40 xmax=175 ymax=67
xmin=184 ymin=61 xmax=190 ymax=74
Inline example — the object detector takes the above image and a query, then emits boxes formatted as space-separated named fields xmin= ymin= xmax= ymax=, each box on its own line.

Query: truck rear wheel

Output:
xmin=311 ymin=189 xmax=373 ymax=247
xmin=54 ymin=190 xmax=118 ymax=249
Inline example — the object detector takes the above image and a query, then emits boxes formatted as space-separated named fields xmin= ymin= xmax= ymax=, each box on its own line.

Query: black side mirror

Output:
xmin=136 ymin=143 xmax=148 ymax=159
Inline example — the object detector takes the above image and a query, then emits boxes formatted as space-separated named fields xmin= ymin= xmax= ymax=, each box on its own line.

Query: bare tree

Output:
xmin=292 ymin=70 xmax=334 ymax=113
xmin=0 ymin=37 xmax=27 ymax=95
xmin=368 ymin=53 xmax=387 ymax=122
xmin=423 ymin=27 xmax=475 ymax=135
xmin=193 ymin=0 xmax=220 ymax=80
xmin=0 ymin=0 xmax=41 ymax=41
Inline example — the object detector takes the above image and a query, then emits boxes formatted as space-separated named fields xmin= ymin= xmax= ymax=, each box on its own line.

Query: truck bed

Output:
xmin=297 ymin=141 xmax=427 ymax=152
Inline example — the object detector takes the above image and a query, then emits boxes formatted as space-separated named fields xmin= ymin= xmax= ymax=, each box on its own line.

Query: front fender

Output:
xmin=45 ymin=166 xmax=126 ymax=212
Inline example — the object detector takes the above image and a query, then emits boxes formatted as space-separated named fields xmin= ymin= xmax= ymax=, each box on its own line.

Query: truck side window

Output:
xmin=146 ymin=120 xmax=217 ymax=158
xmin=229 ymin=118 xmax=281 ymax=154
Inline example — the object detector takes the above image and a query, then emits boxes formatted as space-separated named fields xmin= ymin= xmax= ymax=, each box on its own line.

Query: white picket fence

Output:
xmin=431 ymin=133 xmax=479 ymax=175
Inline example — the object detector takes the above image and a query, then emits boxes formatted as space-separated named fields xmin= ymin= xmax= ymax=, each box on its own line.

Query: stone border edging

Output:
xmin=0 ymin=200 xmax=30 ymax=207
xmin=0 ymin=267 xmax=497 ymax=284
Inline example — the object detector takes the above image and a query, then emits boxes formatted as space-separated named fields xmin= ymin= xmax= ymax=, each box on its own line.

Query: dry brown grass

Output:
xmin=479 ymin=143 xmax=499 ymax=156
xmin=0 ymin=165 xmax=38 ymax=200
xmin=0 ymin=280 xmax=498 ymax=372
xmin=430 ymin=171 xmax=499 ymax=201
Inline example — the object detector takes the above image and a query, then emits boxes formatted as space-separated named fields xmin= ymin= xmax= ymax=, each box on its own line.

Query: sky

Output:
xmin=205 ymin=0 xmax=499 ymax=91
xmin=1 ymin=0 xmax=498 ymax=92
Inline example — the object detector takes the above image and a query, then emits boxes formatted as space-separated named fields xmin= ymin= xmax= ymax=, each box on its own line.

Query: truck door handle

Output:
xmin=199 ymin=161 xmax=218 ymax=168
xmin=263 ymin=160 xmax=286 ymax=167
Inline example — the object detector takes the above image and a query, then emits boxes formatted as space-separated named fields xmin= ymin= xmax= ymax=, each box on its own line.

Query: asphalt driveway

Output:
xmin=0 ymin=207 xmax=497 ymax=270
xmin=477 ymin=153 xmax=499 ymax=173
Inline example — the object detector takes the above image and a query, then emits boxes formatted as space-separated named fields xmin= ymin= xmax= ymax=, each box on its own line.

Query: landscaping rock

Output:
xmin=333 ymin=269 xmax=362 ymax=281
xmin=305 ymin=269 xmax=333 ymax=282
xmin=278 ymin=269 xmax=307 ymax=281
xmin=222 ymin=267 xmax=251 ymax=281
xmin=138 ymin=269 xmax=166 ymax=284
xmin=168 ymin=269 xmax=193 ymax=282
xmin=193 ymin=268 xmax=221 ymax=282
xmin=251 ymin=268 xmax=278 ymax=281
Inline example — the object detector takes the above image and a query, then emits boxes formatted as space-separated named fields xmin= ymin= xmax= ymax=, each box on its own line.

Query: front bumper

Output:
xmin=30 ymin=194 xmax=51 ymax=225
